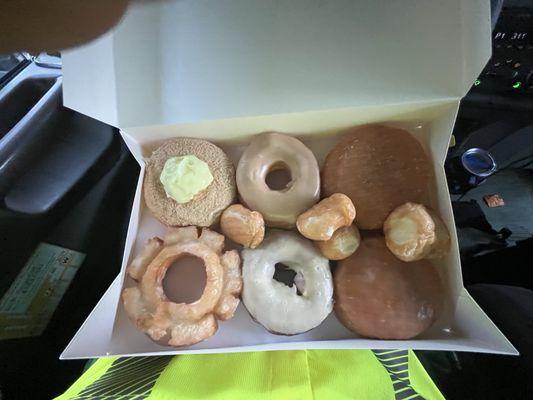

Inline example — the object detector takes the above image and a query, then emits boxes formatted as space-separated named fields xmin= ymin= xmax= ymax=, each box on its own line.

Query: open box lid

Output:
xmin=61 ymin=0 xmax=491 ymax=129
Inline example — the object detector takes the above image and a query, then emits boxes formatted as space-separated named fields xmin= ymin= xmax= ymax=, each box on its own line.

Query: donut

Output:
xmin=316 ymin=224 xmax=361 ymax=260
xmin=334 ymin=235 xmax=443 ymax=340
xmin=383 ymin=202 xmax=451 ymax=262
xmin=122 ymin=227 xmax=242 ymax=347
xmin=242 ymin=231 xmax=333 ymax=335
xmin=144 ymin=138 xmax=236 ymax=227
xmin=220 ymin=204 xmax=265 ymax=249
xmin=236 ymin=132 xmax=320 ymax=228
xmin=296 ymin=193 xmax=356 ymax=241
xmin=322 ymin=125 xmax=433 ymax=230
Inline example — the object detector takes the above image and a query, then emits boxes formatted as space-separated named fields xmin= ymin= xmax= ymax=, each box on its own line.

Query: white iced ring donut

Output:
xmin=242 ymin=231 xmax=333 ymax=335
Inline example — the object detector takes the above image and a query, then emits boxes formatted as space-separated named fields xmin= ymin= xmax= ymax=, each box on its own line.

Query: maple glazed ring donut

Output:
xmin=236 ymin=132 xmax=320 ymax=228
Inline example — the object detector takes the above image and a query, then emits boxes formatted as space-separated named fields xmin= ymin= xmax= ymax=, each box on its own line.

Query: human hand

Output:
xmin=0 ymin=0 xmax=131 ymax=53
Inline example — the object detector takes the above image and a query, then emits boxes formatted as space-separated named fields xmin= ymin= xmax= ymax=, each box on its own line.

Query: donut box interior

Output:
xmin=59 ymin=0 xmax=517 ymax=358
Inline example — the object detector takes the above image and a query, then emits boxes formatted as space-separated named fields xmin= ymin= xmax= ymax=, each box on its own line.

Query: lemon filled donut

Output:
xmin=236 ymin=132 xmax=320 ymax=228
xmin=322 ymin=125 xmax=433 ymax=230
xmin=242 ymin=231 xmax=333 ymax=335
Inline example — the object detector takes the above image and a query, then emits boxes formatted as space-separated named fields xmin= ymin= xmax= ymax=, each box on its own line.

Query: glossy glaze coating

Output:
xmin=237 ymin=132 xmax=320 ymax=228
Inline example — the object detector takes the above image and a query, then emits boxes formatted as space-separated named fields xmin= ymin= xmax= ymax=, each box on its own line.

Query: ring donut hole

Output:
xmin=162 ymin=254 xmax=207 ymax=304
xmin=273 ymin=262 xmax=304 ymax=296
xmin=265 ymin=162 xmax=293 ymax=191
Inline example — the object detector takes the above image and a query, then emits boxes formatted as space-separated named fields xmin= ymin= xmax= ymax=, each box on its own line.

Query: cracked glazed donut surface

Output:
xmin=122 ymin=227 xmax=242 ymax=347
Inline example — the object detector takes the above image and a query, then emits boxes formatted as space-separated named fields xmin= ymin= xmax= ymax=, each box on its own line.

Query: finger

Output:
xmin=0 ymin=0 xmax=130 ymax=53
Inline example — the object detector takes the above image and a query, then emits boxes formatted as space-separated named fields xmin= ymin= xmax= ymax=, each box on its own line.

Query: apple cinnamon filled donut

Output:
xmin=236 ymin=132 xmax=320 ymax=228
xmin=334 ymin=235 xmax=443 ymax=340
xmin=242 ymin=231 xmax=333 ymax=335
xmin=322 ymin=125 xmax=433 ymax=230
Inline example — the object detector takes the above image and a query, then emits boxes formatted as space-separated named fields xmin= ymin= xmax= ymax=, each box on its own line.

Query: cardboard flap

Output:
xmin=61 ymin=282 xmax=516 ymax=359
xmin=60 ymin=275 xmax=121 ymax=359
xmin=62 ymin=0 xmax=490 ymax=129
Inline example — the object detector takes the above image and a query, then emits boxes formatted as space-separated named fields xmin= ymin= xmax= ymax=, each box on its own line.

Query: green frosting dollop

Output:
xmin=159 ymin=155 xmax=214 ymax=203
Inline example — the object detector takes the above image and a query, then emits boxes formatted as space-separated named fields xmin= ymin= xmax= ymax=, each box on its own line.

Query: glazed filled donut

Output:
xmin=242 ymin=231 xmax=333 ymax=335
xmin=334 ymin=235 xmax=443 ymax=340
xmin=122 ymin=227 xmax=242 ymax=347
xmin=322 ymin=125 xmax=433 ymax=230
xmin=236 ymin=132 xmax=320 ymax=228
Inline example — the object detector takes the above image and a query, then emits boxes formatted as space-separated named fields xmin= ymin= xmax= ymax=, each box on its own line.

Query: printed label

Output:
xmin=0 ymin=243 xmax=85 ymax=340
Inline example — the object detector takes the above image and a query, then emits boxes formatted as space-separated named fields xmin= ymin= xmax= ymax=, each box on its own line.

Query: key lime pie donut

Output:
xmin=144 ymin=138 xmax=236 ymax=227
xmin=242 ymin=231 xmax=333 ymax=335
xmin=236 ymin=132 xmax=320 ymax=228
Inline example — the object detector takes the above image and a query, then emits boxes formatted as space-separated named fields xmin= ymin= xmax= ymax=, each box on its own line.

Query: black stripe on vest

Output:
xmin=74 ymin=356 xmax=172 ymax=399
xmin=372 ymin=350 xmax=425 ymax=400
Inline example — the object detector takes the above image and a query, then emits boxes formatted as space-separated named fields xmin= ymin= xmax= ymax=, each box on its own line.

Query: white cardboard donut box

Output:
xmin=59 ymin=0 xmax=517 ymax=358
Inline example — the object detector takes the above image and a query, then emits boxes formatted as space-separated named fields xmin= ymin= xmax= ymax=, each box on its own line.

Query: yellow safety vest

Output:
xmin=56 ymin=350 xmax=443 ymax=400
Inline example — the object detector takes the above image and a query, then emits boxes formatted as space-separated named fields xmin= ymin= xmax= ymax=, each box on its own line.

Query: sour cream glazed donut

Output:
xmin=122 ymin=227 xmax=242 ymax=347
xmin=236 ymin=132 xmax=320 ymax=228
xmin=242 ymin=231 xmax=333 ymax=335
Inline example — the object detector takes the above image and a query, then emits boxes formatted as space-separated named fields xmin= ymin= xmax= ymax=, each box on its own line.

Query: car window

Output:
xmin=0 ymin=53 xmax=28 ymax=84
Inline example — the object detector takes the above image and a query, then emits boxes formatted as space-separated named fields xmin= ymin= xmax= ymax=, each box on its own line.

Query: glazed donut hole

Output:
xmin=162 ymin=255 xmax=207 ymax=304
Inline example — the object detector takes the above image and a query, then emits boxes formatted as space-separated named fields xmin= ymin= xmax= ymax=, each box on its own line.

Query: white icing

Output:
xmin=242 ymin=231 xmax=333 ymax=335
